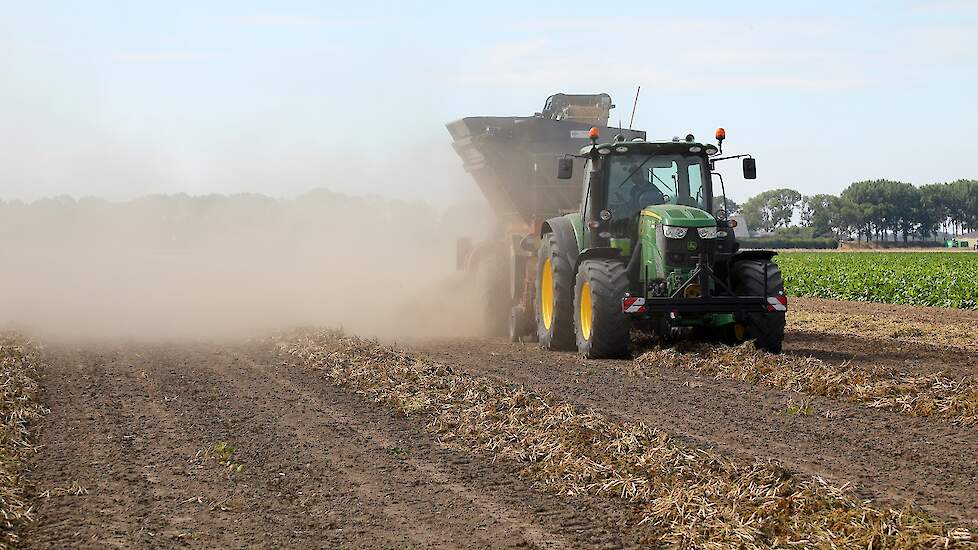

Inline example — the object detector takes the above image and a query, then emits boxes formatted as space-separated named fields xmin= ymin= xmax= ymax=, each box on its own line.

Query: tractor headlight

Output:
xmin=697 ymin=227 xmax=718 ymax=239
xmin=662 ymin=226 xmax=687 ymax=239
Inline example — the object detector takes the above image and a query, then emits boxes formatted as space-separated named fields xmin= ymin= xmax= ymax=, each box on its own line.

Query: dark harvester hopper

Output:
xmin=446 ymin=93 xmax=646 ymax=224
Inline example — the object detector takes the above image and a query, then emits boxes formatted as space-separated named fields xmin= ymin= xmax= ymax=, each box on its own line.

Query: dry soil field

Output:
xmin=7 ymin=298 xmax=978 ymax=548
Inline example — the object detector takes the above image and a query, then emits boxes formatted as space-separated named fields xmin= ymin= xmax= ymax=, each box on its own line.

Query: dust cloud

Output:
xmin=0 ymin=190 xmax=497 ymax=342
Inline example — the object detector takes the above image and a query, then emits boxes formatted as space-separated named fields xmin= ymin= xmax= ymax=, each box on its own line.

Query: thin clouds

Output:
xmin=219 ymin=14 xmax=373 ymax=27
xmin=460 ymin=28 xmax=868 ymax=92
xmin=0 ymin=3 xmax=972 ymax=205
xmin=904 ymin=23 xmax=978 ymax=58
xmin=460 ymin=14 xmax=965 ymax=93
xmin=111 ymin=51 xmax=223 ymax=63
xmin=912 ymin=0 xmax=978 ymax=14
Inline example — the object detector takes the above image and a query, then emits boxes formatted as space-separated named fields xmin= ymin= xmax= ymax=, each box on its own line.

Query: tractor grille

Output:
xmin=666 ymin=251 xmax=699 ymax=267
xmin=663 ymin=233 xmax=706 ymax=268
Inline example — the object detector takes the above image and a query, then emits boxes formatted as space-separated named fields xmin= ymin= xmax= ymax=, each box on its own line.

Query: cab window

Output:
xmin=606 ymin=154 xmax=709 ymax=217
xmin=688 ymin=163 xmax=706 ymax=207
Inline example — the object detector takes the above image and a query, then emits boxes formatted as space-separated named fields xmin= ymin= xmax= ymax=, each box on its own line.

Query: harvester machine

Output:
xmin=447 ymin=93 xmax=644 ymax=338
xmin=448 ymin=95 xmax=786 ymax=357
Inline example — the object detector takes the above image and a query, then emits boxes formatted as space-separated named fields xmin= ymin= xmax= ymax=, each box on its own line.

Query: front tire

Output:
xmin=574 ymin=259 xmax=631 ymax=359
xmin=535 ymin=233 xmax=576 ymax=350
xmin=732 ymin=260 xmax=786 ymax=353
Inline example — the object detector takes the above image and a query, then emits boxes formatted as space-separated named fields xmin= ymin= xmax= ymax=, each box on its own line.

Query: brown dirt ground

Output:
xmin=413 ymin=299 xmax=978 ymax=528
xmin=787 ymin=297 xmax=978 ymax=378
xmin=20 ymin=298 xmax=978 ymax=547
xmin=22 ymin=342 xmax=648 ymax=549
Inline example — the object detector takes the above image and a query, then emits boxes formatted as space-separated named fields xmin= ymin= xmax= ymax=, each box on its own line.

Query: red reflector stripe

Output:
xmin=766 ymin=296 xmax=787 ymax=312
xmin=622 ymin=297 xmax=646 ymax=313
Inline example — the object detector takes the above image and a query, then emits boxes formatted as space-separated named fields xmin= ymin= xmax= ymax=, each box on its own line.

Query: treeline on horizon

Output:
xmin=0 ymin=189 xmax=491 ymax=250
xmin=732 ymin=178 xmax=978 ymax=243
xmin=0 ymin=188 xmax=498 ymax=339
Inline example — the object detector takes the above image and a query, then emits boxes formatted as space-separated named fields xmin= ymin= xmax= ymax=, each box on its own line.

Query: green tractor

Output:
xmin=536 ymin=127 xmax=787 ymax=358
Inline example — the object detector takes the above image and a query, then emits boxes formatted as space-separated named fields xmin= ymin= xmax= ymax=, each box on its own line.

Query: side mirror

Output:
xmin=743 ymin=158 xmax=757 ymax=179
xmin=557 ymin=157 xmax=574 ymax=180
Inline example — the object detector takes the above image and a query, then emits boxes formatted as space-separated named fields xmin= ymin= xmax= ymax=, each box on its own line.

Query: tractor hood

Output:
xmin=641 ymin=204 xmax=716 ymax=228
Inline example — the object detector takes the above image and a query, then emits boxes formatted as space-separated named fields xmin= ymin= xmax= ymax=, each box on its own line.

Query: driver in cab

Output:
xmin=610 ymin=161 xmax=666 ymax=218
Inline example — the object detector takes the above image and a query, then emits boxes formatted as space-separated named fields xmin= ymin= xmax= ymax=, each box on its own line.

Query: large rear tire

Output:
xmin=574 ymin=259 xmax=631 ymax=359
xmin=535 ymin=233 xmax=576 ymax=350
xmin=732 ymin=260 xmax=786 ymax=353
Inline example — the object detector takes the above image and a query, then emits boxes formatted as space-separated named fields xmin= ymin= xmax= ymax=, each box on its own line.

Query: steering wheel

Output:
xmin=629 ymin=185 xmax=665 ymax=208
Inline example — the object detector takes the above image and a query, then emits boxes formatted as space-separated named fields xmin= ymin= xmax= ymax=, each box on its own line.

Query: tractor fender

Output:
xmin=540 ymin=217 xmax=580 ymax=270
xmin=574 ymin=247 xmax=624 ymax=272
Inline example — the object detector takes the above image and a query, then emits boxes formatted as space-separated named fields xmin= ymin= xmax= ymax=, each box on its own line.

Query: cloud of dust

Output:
xmin=0 ymin=190 xmax=498 ymax=342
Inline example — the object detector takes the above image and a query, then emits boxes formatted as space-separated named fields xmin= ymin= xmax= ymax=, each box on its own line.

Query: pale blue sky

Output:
xmin=1 ymin=1 xmax=976 ymax=204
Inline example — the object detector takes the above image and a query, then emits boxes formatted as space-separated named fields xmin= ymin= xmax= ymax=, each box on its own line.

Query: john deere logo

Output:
xmin=687 ymin=241 xmax=698 ymax=251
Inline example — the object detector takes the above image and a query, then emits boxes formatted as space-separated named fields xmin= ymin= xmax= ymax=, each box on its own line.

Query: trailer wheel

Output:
xmin=509 ymin=306 xmax=533 ymax=343
xmin=535 ymin=233 xmax=575 ymax=350
xmin=574 ymin=259 xmax=631 ymax=359
xmin=732 ymin=260 xmax=786 ymax=354
xmin=476 ymin=253 xmax=508 ymax=337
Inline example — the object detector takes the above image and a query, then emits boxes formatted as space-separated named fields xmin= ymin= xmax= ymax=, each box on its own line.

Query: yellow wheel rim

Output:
xmin=579 ymin=281 xmax=593 ymax=341
xmin=540 ymin=259 xmax=554 ymax=330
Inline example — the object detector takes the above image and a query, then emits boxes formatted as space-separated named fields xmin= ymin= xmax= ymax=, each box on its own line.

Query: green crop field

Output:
xmin=775 ymin=252 xmax=978 ymax=309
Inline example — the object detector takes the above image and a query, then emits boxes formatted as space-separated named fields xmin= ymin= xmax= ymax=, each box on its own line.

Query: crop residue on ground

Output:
xmin=636 ymin=343 xmax=978 ymax=425
xmin=278 ymin=329 xmax=975 ymax=548
xmin=0 ymin=334 xmax=47 ymax=546
xmin=788 ymin=308 xmax=978 ymax=351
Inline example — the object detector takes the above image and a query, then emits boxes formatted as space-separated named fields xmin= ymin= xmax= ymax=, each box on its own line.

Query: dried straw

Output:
xmin=278 ymin=330 xmax=975 ymax=549
xmin=788 ymin=309 xmax=978 ymax=352
xmin=0 ymin=334 xmax=47 ymax=548
xmin=637 ymin=343 xmax=978 ymax=425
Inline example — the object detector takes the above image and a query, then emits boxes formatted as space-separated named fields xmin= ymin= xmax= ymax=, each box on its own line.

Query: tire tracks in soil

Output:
xmin=24 ymin=342 xmax=650 ymax=549
xmin=413 ymin=337 xmax=978 ymax=527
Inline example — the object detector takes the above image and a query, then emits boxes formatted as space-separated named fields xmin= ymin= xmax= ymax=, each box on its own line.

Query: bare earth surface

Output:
xmin=415 ymin=299 xmax=978 ymax=527
xmin=787 ymin=297 xmax=978 ymax=377
xmin=23 ymin=343 xmax=643 ymax=549
xmin=21 ymin=298 xmax=978 ymax=547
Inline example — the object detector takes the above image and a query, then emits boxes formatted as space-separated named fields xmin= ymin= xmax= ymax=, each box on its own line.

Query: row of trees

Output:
xmin=733 ymin=179 xmax=978 ymax=242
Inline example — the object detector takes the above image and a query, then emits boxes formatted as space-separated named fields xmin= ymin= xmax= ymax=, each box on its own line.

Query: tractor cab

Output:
xmin=557 ymin=136 xmax=739 ymax=255
xmin=577 ymin=139 xmax=719 ymax=225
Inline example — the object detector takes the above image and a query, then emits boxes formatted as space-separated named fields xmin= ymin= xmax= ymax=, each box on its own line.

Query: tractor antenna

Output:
xmin=628 ymin=85 xmax=641 ymax=130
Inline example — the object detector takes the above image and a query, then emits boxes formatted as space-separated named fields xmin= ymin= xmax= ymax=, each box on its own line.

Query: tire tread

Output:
xmin=575 ymin=259 xmax=631 ymax=359
xmin=733 ymin=260 xmax=786 ymax=353
xmin=536 ymin=233 xmax=576 ymax=350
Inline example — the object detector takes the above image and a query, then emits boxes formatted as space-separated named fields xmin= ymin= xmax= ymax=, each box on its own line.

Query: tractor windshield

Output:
xmin=607 ymin=154 xmax=709 ymax=217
